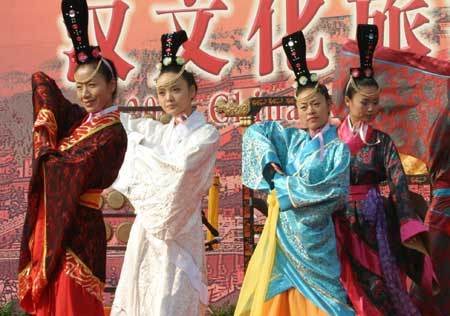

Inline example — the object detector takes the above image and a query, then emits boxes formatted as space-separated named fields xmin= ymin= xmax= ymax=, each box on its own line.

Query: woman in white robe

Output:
xmin=110 ymin=30 xmax=220 ymax=316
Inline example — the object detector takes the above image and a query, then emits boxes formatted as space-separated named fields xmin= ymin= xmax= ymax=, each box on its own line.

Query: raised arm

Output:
xmin=32 ymin=72 xmax=86 ymax=154
xmin=242 ymin=121 xmax=296 ymax=191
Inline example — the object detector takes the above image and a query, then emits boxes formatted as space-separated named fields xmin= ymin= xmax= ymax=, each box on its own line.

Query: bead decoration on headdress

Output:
xmin=61 ymin=0 xmax=115 ymax=82
xmin=282 ymin=30 xmax=320 ymax=101
xmin=345 ymin=24 xmax=381 ymax=97
xmin=154 ymin=30 xmax=189 ymax=89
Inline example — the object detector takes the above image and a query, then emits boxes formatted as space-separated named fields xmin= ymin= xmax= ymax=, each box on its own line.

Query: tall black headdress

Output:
xmin=155 ymin=30 xmax=189 ymax=88
xmin=282 ymin=30 xmax=319 ymax=89
xmin=61 ymin=0 xmax=114 ymax=82
xmin=346 ymin=24 xmax=379 ymax=95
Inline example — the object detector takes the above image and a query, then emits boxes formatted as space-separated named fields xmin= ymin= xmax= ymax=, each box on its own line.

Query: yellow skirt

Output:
xmin=262 ymin=288 xmax=328 ymax=316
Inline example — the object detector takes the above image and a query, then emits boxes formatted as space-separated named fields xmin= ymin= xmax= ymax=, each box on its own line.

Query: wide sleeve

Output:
xmin=382 ymin=136 xmax=427 ymax=242
xmin=382 ymin=135 xmax=438 ymax=295
xmin=32 ymin=72 xmax=86 ymax=154
xmin=118 ymin=125 xmax=220 ymax=240
xmin=242 ymin=121 xmax=294 ymax=191
xmin=273 ymin=142 xmax=350 ymax=215
xmin=119 ymin=112 xmax=165 ymax=146
xmin=27 ymin=126 xmax=127 ymax=280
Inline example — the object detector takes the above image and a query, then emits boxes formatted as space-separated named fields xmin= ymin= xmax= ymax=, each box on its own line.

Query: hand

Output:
xmin=271 ymin=163 xmax=285 ymax=175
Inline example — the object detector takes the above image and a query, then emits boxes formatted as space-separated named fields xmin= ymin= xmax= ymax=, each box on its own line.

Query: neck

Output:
xmin=89 ymin=103 xmax=114 ymax=114
xmin=179 ymin=106 xmax=193 ymax=117
xmin=103 ymin=102 xmax=113 ymax=109
xmin=349 ymin=116 xmax=361 ymax=129
xmin=308 ymin=123 xmax=326 ymax=137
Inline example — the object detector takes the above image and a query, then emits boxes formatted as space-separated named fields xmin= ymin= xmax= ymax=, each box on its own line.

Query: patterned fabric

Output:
xmin=332 ymin=40 xmax=450 ymax=171
xmin=335 ymin=123 xmax=430 ymax=316
xmin=18 ymin=72 xmax=127 ymax=313
xmin=33 ymin=109 xmax=58 ymax=152
xmin=63 ymin=249 xmax=104 ymax=302
xmin=240 ymin=121 xmax=354 ymax=316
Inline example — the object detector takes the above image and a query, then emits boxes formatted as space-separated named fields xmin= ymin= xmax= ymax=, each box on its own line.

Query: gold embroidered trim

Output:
xmin=63 ymin=249 xmax=104 ymax=302
xmin=58 ymin=112 xmax=120 ymax=151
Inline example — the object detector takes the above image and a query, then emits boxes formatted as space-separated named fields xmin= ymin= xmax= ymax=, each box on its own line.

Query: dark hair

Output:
xmin=345 ymin=76 xmax=379 ymax=99
xmin=75 ymin=58 xmax=118 ymax=97
xmin=296 ymin=82 xmax=331 ymax=103
xmin=159 ymin=63 xmax=198 ymax=92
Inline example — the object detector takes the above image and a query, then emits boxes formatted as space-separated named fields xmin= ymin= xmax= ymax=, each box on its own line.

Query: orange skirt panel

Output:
xmin=262 ymin=288 xmax=328 ymax=316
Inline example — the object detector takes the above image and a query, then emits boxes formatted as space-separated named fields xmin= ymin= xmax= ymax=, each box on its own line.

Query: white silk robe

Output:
xmin=110 ymin=111 xmax=220 ymax=316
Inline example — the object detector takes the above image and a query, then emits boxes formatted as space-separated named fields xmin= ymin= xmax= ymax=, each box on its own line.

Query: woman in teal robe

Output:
xmin=235 ymin=30 xmax=354 ymax=316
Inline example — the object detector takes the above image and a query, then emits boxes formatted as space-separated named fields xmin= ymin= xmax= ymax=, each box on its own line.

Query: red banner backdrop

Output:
xmin=0 ymin=0 xmax=448 ymax=308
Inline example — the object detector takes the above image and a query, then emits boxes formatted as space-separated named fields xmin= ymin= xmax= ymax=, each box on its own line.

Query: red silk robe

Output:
xmin=18 ymin=72 xmax=127 ymax=315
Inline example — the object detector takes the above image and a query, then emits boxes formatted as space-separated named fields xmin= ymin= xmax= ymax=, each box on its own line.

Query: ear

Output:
xmin=109 ymin=78 xmax=117 ymax=96
xmin=344 ymin=96 xmax=351 ymax=108
xmin=189 ymin=84 xmax=197 ymax=100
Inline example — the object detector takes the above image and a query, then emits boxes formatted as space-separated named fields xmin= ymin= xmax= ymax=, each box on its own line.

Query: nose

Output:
xmin=165 ymin=91 xmax=174 ymax=101
xmin=306 ymin=105 xmax=316 ymax=115
xmin=81 ymin=86 xmax=91 ymax=99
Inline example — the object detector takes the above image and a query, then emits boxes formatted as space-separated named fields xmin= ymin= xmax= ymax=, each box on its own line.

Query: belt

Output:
xmin=79 ymin=189 xmax=103 ymax=210
xmin=349 ymin=184 xmax=377 ymax=201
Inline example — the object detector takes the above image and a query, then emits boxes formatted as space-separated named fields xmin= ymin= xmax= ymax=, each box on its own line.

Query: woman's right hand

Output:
xmin=270 ymin=163 xmax=285 ymax=175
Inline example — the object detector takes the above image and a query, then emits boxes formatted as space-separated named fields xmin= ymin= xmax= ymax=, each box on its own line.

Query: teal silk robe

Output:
xmin=242 ymin=122 xmax=354 ymax=316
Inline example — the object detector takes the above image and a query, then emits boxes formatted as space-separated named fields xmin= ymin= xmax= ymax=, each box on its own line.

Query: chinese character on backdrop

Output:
xmin=64 ymin=0 xmax=135 ymax=82
xmin=155 ymin=0 xmax=231 ymax=76
xmin=248 ymin=0 xmax=329 ymax=76
xmin=348 ymin=0 xmax=431 ymax=55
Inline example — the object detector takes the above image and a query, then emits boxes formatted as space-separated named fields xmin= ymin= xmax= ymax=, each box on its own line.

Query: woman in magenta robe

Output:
xmin=333 ymin=25 xmax=435 ymax=316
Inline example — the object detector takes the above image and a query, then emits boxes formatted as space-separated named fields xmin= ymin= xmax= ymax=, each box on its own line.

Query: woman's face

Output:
xmin=75 ymin=64 xmax=116 ymax=113
xmin=156 ymin=72 xmax=196 ymax=117
xmin=345 ymin=86 xmax=380 ymax=124
xmin=296 ymin=88 xmax=330 ymax=132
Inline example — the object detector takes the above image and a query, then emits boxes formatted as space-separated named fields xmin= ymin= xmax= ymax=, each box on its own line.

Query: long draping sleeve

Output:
xmin=382 ymin=134 xmax=438 ymax=295
xmin=121 ymin=125 xmax=220 ymax=240
xmin=273 ymin=142 xmax=350 ymax=215
xmin=31 ymin=72 xmax=86 ymax=153
xmin=119 ymin=112 xmax=165 ymax=146
xmin=382 ymin=135 xmax=427 ymax=242
xmin=242 ymin=121 xmax=297 ymax=191
xmin=112 ymin=114 xmax=164 ymax=193
xmin=20 ymin=125 xmax=127 ymax=281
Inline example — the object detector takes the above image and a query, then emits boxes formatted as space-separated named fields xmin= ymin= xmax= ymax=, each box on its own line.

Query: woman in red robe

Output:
xmin=17 ymin=1 xmax=127 ymax=315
